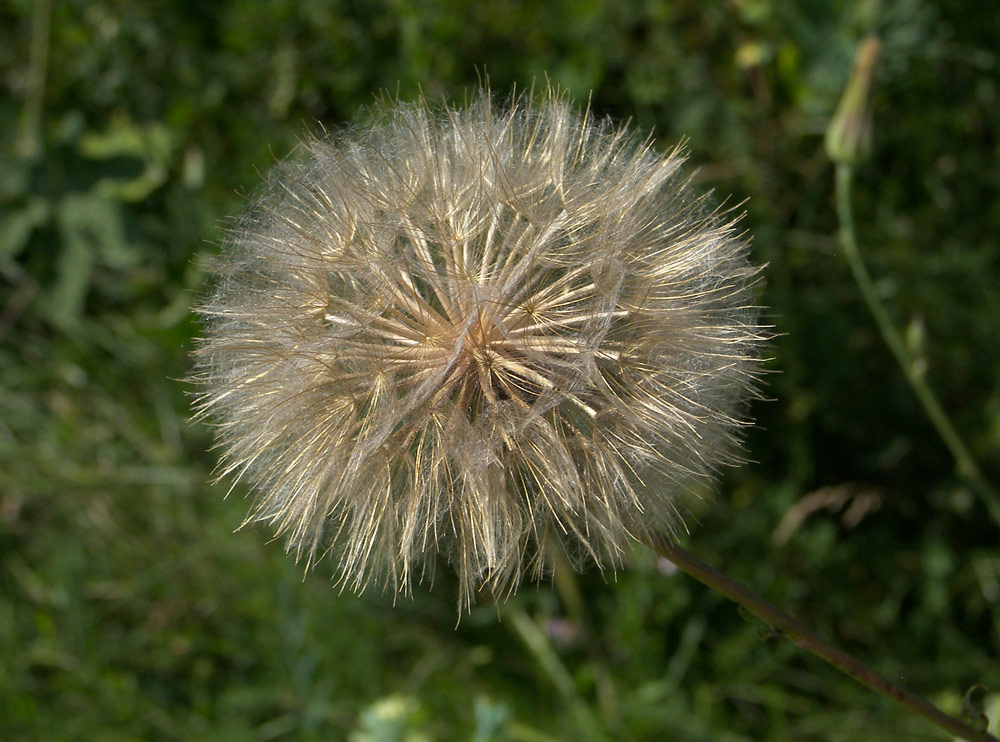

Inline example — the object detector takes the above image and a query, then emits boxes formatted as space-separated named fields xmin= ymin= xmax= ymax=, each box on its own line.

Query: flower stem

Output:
xmin=507 ymin=605 xmax=606 ymax=742
xmin=835 ymin=163 xmax=1000 ymax=525
xmin=650 ymin=536 xmax=997 ymax=742
xmin=17 ymin=0 xmax=51 ymax=158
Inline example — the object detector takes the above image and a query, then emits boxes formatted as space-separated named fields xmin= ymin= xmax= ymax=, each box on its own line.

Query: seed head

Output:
xmin=192 ymin=89 xmax=764 ymax=609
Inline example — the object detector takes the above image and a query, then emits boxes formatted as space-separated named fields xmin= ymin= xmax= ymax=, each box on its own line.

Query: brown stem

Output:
xmin=649 ymin=536 xmax=997 ymax=742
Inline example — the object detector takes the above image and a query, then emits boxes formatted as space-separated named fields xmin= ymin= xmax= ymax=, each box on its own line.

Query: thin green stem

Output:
xmin=835 ymin=163 xmax=1000 ymax=525
xmin=17 ymin=0 xmax=52 ymax=158
xmin=651 ymin=537 xmax=998 ymax=742
xmin=506 ymin=605 xmax=606 ymax=742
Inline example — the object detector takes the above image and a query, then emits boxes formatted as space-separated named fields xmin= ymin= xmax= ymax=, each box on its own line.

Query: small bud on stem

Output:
xmin=826 ymin=35 xmax=880 ymax=166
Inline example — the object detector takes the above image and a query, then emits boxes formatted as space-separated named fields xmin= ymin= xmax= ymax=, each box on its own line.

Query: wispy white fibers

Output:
xmin=192 ymin=88 xmax=765 ymax=609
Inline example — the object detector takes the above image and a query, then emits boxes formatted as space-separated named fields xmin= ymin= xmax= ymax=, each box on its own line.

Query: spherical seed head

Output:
xmin=192 ymin=89 xmax=764 ymax=609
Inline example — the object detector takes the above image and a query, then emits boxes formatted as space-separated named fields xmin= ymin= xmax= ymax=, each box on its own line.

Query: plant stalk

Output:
xmin=650 ymin=537 xmax=997 ymax=742
xmin=835 ymin=163 xmax=1000 ymax=525
xmin=17 ymin=0 xmax=52 ymax=158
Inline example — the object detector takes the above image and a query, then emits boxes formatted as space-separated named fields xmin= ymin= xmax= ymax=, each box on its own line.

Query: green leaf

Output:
xmin=0 ymin=197 xmax=49 ymax=262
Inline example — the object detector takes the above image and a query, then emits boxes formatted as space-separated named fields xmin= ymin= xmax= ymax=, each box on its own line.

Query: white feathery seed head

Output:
xmin=192 ymin=88 xmax=765 ymax=609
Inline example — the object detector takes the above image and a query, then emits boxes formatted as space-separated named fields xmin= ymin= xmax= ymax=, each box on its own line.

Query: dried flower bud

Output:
xmin=826 ymin=36 xmax=881 ymax=166
xmin=192 ymin=89 xmax=765 ymax=609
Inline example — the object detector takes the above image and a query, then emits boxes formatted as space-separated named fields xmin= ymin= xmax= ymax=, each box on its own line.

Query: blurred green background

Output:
xmin=2 ymin=0 xmax=998 ymax=739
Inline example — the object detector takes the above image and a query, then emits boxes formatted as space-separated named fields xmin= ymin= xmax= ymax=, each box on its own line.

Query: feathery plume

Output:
xmin=192 ymin=89 xmax=764 ymax=609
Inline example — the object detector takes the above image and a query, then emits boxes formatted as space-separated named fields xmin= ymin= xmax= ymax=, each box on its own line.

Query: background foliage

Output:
xmin=2 ymin=0 xmax=998 ymax=739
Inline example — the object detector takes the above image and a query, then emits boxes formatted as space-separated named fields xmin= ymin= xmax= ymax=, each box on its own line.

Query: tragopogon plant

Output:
xmin=192 ymin=88 xmax=763 ymax=609
xmin=191 ymin=86 xmax=997 ymax=742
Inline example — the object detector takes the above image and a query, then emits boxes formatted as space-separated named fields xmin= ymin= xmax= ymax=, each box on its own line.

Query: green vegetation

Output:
xmin=2 ymin=0 xmax=998 ymax=739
